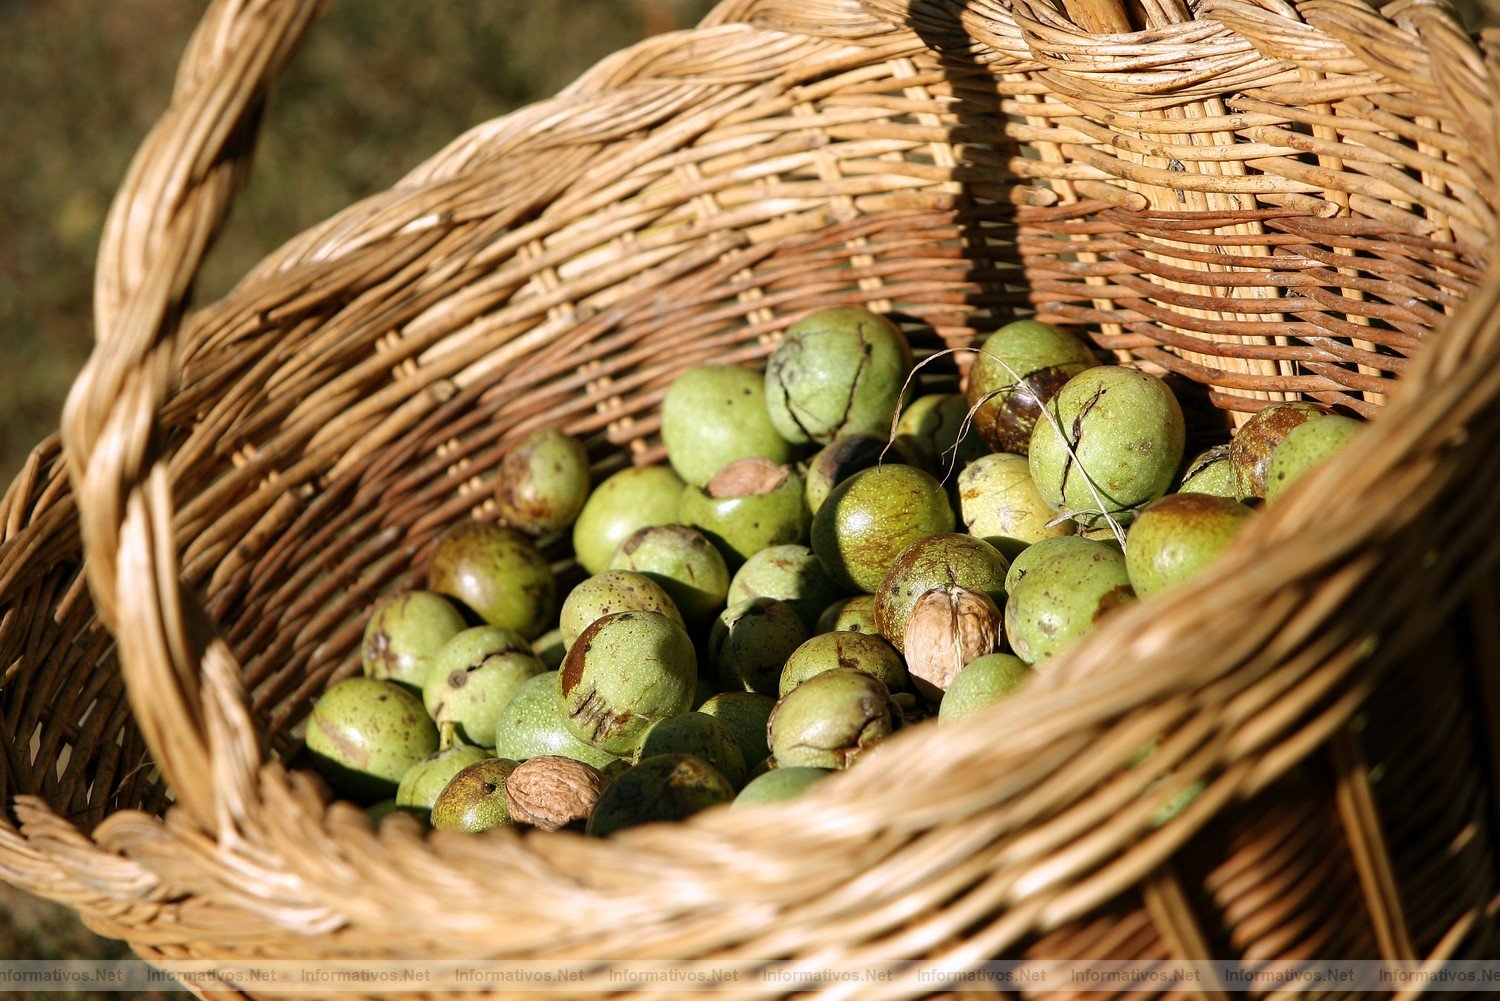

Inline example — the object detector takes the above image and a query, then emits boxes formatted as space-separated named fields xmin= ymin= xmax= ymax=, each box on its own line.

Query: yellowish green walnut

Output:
xmin=571 ymin=465 xmax=684 ymax=575
xmin=662 ymin=364 xmax=792 ymax=487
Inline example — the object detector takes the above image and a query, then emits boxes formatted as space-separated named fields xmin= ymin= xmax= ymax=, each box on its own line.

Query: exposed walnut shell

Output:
xmin=503 ymin=756 xmax=606 ymax=832
xmin=903 ymin=587 xmax=1002 ymax=701
xmin=706 ymin=457 xmax=789 ymax=498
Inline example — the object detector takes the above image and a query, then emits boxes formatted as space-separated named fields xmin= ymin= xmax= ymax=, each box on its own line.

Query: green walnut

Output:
xmin=366 ymin=800 xmax=411 ymax=824
xmin=779 ymin=630 xmax=906 ymax=696
xmin=709 ymin=597 xmax=809 ymax=695
xmin=873 ymin=533 xmax=1009 ymax=651
xmin=732 ymin=767 xmax=831 ymax=809
xmin=697 ymin=691 xmax=775 ymax=766
xmin=559 ymin=569 xmax=683 ymax=649
xmin=490 ymin=671 xmax=622 ymax=770
xmin=680 ymin=458 xmax=810 ymax=566
xmin=804 ymin=432 xmax=917 ymax=515
xmin=304 ymin=677 xmax=440 ymax=802
xmin=637 ymin=712 xmax=748 ymax=788
xmin=571 ymin=465 xmax=685 ymax=574
xmin=966 ymin=320 xmax=1098 ymax=454
xmin=423 ymin=627 xmax=547 ymax=747
xmin=361 ymin=591 xmax=468 ymax=690
xmin=958 ymin=453 xmax=1073 ymax=560
xmin=496 ymin=428 xmax=591 ymax=535
xmin=1028 ymin=367 xmax=1185 ymax=527
xmin=895 ymin=393 xmax=989 ymax=473
xmin=532 ymin=628 xmax=567 ymax=670
xmin=811 ymin=464 xmax=955 ymax=593
xmin=1228 ymin=401 xmax=1326 ymax=500
xmin=586 ymin=753 xmax=736 ymax=837
xmin=427 ymin=522 xmax=556 ymax=639
xmin=1004 ymin=540 xmax=1135 ymax=663
xmin=938 ymin=654 xmax=1034 ymax=725
xmin=767 ymin=668 xmax=897 ymax=770
xmin=1005 ymin=535 xmax=1117 ymax=593
xmin=430 ymin=758 xmax=519 ymax=832
xmin=727 ymin=544 xmax=847 ymax=630
xmin=395 ymin=745 xmax=491 ymax=818
xmin=558 ymin=611 xmax=696 ymax=755
xmin=764 ymin=306 xmax=913 ymax=445
xmin=815 ymin=594 xmax=879 ymax=634
xmin=1265 ymin=415 xmax=1363 ymax=500
xmin=661 ymin=364 xmax=792 ymax=487
xmin=1177 ymin=444 xmax=1236 ymax=499
xmin=1125 ymin=493 xmax=1254 ymax=597
xmin=607 ymin=524 xmax=729 ymax=623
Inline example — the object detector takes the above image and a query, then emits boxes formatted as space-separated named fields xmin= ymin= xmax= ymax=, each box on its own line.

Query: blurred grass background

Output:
xmin=0 ymin=0 xmax=712 ymax=975
xmin=0 ymin=0 xmax=1493 ymax=978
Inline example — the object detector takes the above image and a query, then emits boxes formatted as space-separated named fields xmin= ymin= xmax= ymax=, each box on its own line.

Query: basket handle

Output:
xmin=62 ymin=0 xmax=326 ymax=830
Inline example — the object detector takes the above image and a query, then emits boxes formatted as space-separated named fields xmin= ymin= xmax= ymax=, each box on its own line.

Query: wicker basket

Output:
xmin=2 ymin=0 xmax=1498 ymax=993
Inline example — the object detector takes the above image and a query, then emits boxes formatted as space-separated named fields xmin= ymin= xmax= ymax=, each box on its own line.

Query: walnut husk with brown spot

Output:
xmin=902 ymin=587 xmax=1002 ymax=701
xmin=504 ymin=756 xmax=606 ymax=831
xmin=706 ymin=456 xmax=789 ymax=498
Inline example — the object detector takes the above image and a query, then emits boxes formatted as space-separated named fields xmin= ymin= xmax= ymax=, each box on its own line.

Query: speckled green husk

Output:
xmin=811 ymin=464 xmax=955 ymax=593
xmin=939 ymin=654 xmax=1034 ymax=724
xmin=1265 ymin=415 xmax=1363 ymax=500
xmin=1028 ymin=367 xmax=1185 ymax=526
xmin=895 ymin=393 xmax=989 ymax=473
xmin=778 ymin=631 xmax=906 ymax=696
xmin=607 ymin=524 xmax=729 ymax=623
xmin=395 ymin=745 xmax=491 ymax=817
xmin=1004 ymin=541 xmax=1135 ymax=663
xmin=816 ymin=594 xmax=879 ymax=634
xmin=958 ymin=453 xmax=1073 ymax=560
xmin=661 ymin=365 xmax=793 ymax=487
xmin=804 ymin=433 xmax=917 ymax=515
xmin=496 ymin=428 xmax=592 ymax=535
xmin=727 ymin=544 xmax=847 ymax=630
xmin=967 ymin=321 xmax=1099 ymax=454
xmin=1177 ymin=444 xmax=1236 ymax=499
xmin=361 ymin=591 xmax=468 ymax=690
xmin=586 ymin=753 xmax=735 ymax=837
xmin=874 ymin=533 xmax=1009 ymax=651
xmin=1005 ymin=536 xmax=1116 ymax=593
xmin=571 ymin=465 xmax=685 ymax=574
xmin=423 ymin=628 xmax=547 ymax=747
xmin=533 ymin=628 xmax=567 ymax=670
xmin=768 ymin=668 xmax=896 ymax=770
xmin=680 ymin=466 xmax=810 ymax=566
xmin=427 ymin=523 xmax=556 ymax=639
xmin=709 ymin=597 xmax=809 ymax=695
xmin=1125 ymin=493 xmax=1254 ymax=597
xmin=558 ymin=611 xmax=696 ymax=755
xmin=1228 ymin=401 xmax=1325 ymax=500
xmin=697 ymin=692 xmax=775 ymax=766
xmin=732 ymin=767 xmax=831 ymax=808
xmin=559 ymin=569 xmax=683 ymax=649
xmin=763 ymin=307 xmax=913 ymax=446
xmin=490 ymin=671 xmax=622 ymax=770
xmin=305 ymin=678 xmax=440 ymax=802
xmin=430 ymin=758 xmax=519 ymax=832
xmin=637 ymin=712 xmax=748 ymax=787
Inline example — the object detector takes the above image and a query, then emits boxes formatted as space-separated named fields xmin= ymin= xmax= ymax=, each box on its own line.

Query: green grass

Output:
xmin=0 ymin=0 xmax=715 ymax=483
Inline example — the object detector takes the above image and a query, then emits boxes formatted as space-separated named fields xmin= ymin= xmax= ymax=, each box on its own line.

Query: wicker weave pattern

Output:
xmin=0 ymin=0 xmax=1497 ymax=991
